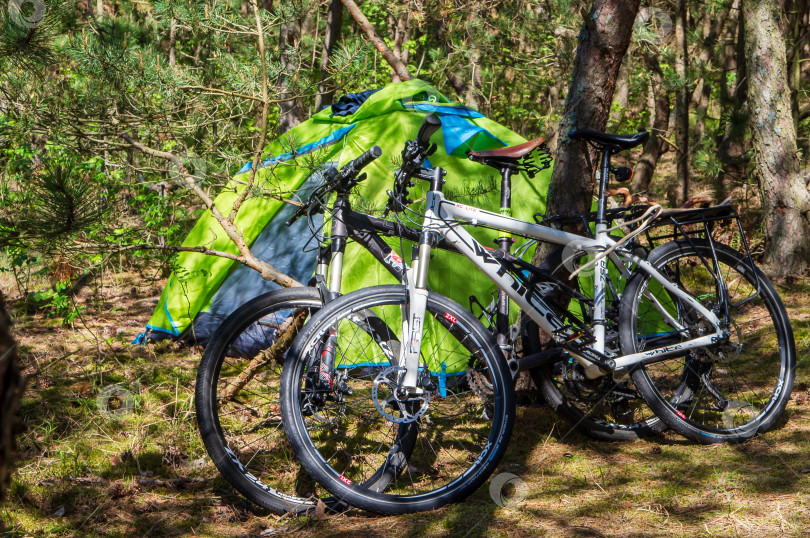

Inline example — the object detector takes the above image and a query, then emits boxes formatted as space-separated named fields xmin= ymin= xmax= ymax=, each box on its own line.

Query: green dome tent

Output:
xmin=136 ymin=79 xmax=553 ymax=369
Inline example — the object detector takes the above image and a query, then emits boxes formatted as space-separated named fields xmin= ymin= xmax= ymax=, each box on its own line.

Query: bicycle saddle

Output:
xmin=467 ymin=136 xmax=547 ymax=161
xmin=569 ymin=128 xmax=649 ymax=150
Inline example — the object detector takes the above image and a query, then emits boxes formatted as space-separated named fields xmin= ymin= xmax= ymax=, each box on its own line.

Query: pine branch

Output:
xmin=229 ymin=0 xmax=272 ymax=222
xmin=119 ymin=133 xmax=302 ymax=288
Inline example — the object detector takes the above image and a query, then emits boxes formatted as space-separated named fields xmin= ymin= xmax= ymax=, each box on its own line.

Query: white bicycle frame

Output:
xmin=398 ymin=187 xmax=729 ymax=389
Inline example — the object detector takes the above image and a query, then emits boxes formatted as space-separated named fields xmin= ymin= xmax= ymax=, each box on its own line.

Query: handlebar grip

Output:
xmin=416 ymin=113 xmax=441 ymax=147
xmin=286 ymin=203 xmax=309 ymax=226
xmin=352 ymin=145 xmax=382 ymax=172
xmin=338 ymin=145 xmax=382 ymax=182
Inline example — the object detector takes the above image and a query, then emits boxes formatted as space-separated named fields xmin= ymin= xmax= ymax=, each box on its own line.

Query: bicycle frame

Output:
xmin=399 ymin=173 xmax=729 ymax=389
xmin=312 ymin=183 xmax=521 ymax=352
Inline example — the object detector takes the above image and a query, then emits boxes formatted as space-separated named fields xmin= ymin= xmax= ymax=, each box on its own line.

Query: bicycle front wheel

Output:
xmin=619 ymin=240 xmax=796 ymax=444
xmin=280 ymin=285 xmax=515 ymax=515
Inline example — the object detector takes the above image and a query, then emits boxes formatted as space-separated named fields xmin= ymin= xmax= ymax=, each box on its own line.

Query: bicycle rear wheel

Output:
xmin=280 ymin=285 xmax=515 ymax=515
xmin=620 ymin=240 xmax=795 ymax=444
xmin=195 ymin=287 xmax=412 ymax=513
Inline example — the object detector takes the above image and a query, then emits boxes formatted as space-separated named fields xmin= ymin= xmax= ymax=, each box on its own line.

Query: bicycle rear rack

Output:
xmin=533 ymin=203 xmax=761 ymax=308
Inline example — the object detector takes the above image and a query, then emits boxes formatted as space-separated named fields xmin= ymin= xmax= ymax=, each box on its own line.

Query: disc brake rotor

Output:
xmin=372 ymin=366 xmax=430 ymax=424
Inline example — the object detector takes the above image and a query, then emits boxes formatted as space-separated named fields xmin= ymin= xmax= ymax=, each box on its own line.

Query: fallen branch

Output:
xmin=220 ymin=309 xmax=309 ymax=402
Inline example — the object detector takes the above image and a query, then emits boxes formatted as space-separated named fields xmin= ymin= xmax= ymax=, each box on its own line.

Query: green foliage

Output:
xmin=0 ymin=0 xmax=66 ymax=70
xmin=693 ymin=138 xmax=723 ymax=180
xmin=30 ymin=279 xmax=84 ymax=325
xmin=0 ymin=0 xmax=806 ymax=297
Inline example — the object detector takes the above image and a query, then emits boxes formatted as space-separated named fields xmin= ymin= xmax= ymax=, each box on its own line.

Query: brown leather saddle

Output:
xmin=467 ymin=136 xmax=547 ymax=161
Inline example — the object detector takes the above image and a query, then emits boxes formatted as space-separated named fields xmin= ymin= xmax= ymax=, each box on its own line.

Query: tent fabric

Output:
xmin=329 ymin=88 xmax=380 ymax=116
xmin=138 ymin=79 xmax=553 ymax=373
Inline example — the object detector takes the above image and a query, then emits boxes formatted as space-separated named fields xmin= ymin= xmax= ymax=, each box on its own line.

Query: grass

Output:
xmin=2 ymin=270 xmax=810 ymax=537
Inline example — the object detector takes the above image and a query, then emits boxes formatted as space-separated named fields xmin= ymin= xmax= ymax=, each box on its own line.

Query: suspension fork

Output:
xmin=400 ymin=168 xmax=445 ymax=391
xmin=318 ymin=193 xmax=350 ymax=389
xmin=326 ymin=193 xmax=350 ymax=298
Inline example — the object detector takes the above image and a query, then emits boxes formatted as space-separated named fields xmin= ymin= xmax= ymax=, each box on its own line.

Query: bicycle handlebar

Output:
xmin=416 ymin=113 xmax=441 ymax=147
xmin=384 ymin=114 xmax=442 ymax=216
xmin=286 ymin=145 xmax=383 ymax=226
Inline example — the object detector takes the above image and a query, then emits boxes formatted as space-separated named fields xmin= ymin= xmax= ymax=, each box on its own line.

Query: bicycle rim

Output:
xmin=622 ymin=240 xmax=795 ymax=442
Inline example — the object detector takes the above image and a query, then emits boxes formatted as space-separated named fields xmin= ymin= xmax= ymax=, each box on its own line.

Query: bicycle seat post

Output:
xmin=592 ymin=144 xmax=616 ymax=360
xmin=595 ymin=145 xmax=616 ymax=228
xmin=496 ymin=165 xmax=515 ymax=354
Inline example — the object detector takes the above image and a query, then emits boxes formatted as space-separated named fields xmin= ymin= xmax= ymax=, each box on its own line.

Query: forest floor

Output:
xmin=2 ymin=263 xmax=810 ymax=537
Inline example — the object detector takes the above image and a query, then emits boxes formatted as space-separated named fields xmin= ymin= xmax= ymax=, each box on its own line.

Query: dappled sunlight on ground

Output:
xmin=2 ymin=273 xmax=809 ymax=536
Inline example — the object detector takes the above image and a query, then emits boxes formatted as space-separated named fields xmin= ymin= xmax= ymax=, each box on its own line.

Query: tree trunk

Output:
xmin=633 ymin=53 xmax=671 ymax=192
xmin=539 ymin=1 xmax=641 ymax=234
xmin=446 ymin=71 xmax=467 ymax=99
xmin=716 ymin=0 xmax=748 ymax=201
xmin=744 ymin=0 xmax=810 ymax=277
xmin=278 ymin=21 xmax=305 ymax=133
xmin=690 ymin=8 xmax=728 ymax=145
xmin=786 ymin=0 xmax=807 ymax=133
xmin=0 ymin=291 xmax=24 ymax=500
xmin=314 ymin=0 xmax=343 ymax=112
xmin=608 ymin=60 xmax=630 ymax=125
xmin=672 ymin=0 xmax=689 ymax=206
